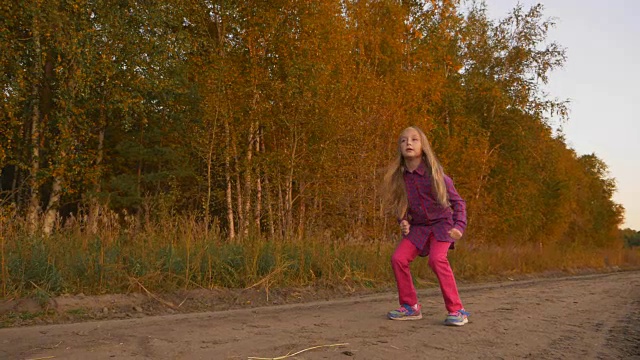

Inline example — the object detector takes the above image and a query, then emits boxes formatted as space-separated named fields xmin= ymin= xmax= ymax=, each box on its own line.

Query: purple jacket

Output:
xmin=402 ymin=162 xmax=467 ymax=256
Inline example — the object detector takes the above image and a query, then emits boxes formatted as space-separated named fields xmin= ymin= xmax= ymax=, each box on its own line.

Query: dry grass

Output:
xmin=1 ymin=209 xmax=638 ymax=299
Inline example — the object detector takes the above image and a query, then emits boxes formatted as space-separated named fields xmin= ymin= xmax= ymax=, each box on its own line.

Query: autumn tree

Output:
xmin=0 ymin=1 xmax=625 ymax=250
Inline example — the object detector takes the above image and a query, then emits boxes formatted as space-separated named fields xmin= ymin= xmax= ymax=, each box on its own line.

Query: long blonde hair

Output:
xmin=381 ymin=126 xmax=449 ymax=219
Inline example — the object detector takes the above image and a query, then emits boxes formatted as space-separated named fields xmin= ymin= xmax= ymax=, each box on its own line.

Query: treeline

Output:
xmin=0 ymin=0 xmax=624 ymax=248
xmin=621 ymin=229 xmax=640 ymax=248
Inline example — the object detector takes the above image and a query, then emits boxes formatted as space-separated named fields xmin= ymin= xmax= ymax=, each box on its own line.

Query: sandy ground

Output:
xmin=1 ymin=270 xmax=639 ymax=360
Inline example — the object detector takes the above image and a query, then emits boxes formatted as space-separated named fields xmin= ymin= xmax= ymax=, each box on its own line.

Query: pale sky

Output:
xmin=485 ymin=0 xmax=640 ymax=229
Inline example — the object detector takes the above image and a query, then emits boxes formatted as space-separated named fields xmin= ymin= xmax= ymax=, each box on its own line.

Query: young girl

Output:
xmin=381 ymin=126 xmax=469 ymax=326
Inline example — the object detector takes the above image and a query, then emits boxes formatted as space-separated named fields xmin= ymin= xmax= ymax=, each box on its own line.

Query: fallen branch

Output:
xmin=245 ymin=262 xmax=292 ymax=290
xmin=247 ymin=343 xmax=349 ymax=360
xmin=238 ymin=262 xmax=292 ymax=304
xmin=177 ymin=295 xmax=189 ymax=308
xmin=129 ymin=277 xmax=178 ymax=310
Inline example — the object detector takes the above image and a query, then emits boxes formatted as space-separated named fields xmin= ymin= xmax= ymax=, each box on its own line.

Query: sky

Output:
xmin=484 ymin=0 xmax=640 ymax=229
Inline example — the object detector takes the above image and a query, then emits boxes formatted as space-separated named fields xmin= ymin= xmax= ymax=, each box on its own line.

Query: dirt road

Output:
xmin=1 ymin=271 xmax=639 ymax=360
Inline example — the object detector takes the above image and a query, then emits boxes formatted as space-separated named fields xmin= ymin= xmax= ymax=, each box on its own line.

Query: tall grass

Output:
xmin=1 ymin=209 xmax=639 ymax=299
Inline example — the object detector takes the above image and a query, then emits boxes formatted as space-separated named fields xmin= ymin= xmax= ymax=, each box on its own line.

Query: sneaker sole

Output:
xmin=388 ymin=314 xmax=423 ymax=321
xmin=444 ymin=317 xmax=468 ymax=326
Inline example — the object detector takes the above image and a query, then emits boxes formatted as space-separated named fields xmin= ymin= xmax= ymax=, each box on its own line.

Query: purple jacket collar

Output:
xmin=404 ymin=161 xmax=427 ymax=176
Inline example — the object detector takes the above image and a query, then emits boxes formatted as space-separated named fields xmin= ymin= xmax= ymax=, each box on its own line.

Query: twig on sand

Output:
xmin=177 ymin=296 xmax=189 ymax=308
xmin=247 ymin=343 xmax=349 ymax=360
xmin=30 ymin=340 xmax=62 ymax=353
xmin=25 ymin=356 xmax=56 ymax=360
xmin=129 ymin=277 xmax=178 ymax=310
xmin=43 ymin=341 xmax=62 ymax=350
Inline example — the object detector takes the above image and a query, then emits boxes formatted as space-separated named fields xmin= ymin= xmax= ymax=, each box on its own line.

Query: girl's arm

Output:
xmin=445 ymin=175 xmax=467 ymax=234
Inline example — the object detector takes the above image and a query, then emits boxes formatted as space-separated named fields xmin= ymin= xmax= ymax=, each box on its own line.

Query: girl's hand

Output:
xmin=448 ymin=228 xmax=462 ymax=240
xmin=400 ymin=220 xmax=411 ymax=235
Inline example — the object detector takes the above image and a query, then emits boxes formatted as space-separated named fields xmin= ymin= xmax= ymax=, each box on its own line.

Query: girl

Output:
xmin=381 ymin=126 xmax=469 ymax=326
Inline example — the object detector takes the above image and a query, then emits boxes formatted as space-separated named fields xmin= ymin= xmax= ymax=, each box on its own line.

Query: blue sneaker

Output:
xmin=387 ymin=304 xmax=422 ymax=320
xmin=444 ymin=309 xmax=469 ymax=326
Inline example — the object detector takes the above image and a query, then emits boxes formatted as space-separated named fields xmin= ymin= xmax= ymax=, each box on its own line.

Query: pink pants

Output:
xmin=391 ymin=235 xmax=463 ymax=313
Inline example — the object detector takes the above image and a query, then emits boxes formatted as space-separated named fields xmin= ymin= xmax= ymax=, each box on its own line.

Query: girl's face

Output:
xmin=399 ymin=128 xmax=423 ymax=160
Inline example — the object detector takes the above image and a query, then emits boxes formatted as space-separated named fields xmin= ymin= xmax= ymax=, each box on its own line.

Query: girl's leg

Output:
xmin=391 ymin=238 xmax=420 ymax=306
xmin=427 ymin=236 xmax=463 ymax=313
